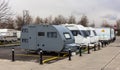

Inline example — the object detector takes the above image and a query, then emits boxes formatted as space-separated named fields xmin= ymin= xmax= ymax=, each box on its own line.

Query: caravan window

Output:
xmin=71 ymin=30 xmax=80 ymax=36
xmin=22 ymin=39 xmax=28 ymax=43
xmin=80 ymin=30 xmax=89 ymax=37
xmin=87 ymin=30 xmax=91 ymax=35
xmin=93 ymin=30 xmax=97 ymax=36
xmin=38 ymin=32 xmax=45 ymax=36
xmin=64 ymin=33 xmax=71 ymax=39
xmin=47 ymin=32 xmax=57 ymax=38
xmin=13 ymin=32 xmax=17 ymax=37
xmin=22 ymin=28 xmax=28 ymax=33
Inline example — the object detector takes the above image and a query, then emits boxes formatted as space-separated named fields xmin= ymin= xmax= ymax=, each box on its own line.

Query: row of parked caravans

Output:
xmin=20 ymin=24 xmax=116 ymax=53
xmin=63 ymin=24 xmax=99 ymax=47
xmin=0 ymin=29 xmax=21 ymax=42
xmin=64 ymin=24 xmax=116 ymax=47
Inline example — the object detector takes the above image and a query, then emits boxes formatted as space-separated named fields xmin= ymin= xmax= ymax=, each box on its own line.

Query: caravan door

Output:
xmin=28 ymin=26 xmax=37 ymax=50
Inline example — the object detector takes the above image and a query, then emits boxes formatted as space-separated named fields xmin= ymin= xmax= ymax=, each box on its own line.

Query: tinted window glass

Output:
xmin=38 ymin=32 xmax=45 ymax=36
xmin=47 ymin=32 xmax=57 ymax=38
xmin=80 ymin=30 xmax=89 ymax=37
xmin=87 ymin=30 xmax=90 ymax=35
xmin=64 ymin=33 xmax=71 ymax=39
xmin=13 ymin=33 xmax=17 ymax=37
xmin=22 ymin=39 xmax=28 ymax=43
xmin=93 ymin=30 xmax=97 ymax=36
xmin=71 ymin=30 xmax=79 ymax=36
xmin=22 ymin=28 xmax=28 ymax=33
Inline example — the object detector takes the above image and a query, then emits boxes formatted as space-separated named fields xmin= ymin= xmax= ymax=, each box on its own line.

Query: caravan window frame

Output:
xmin=22 ymin=38 xmax=28 ymax=43
xmin=47 ymin=32 xmax=57 ymax=38
xmin=13 ymin=32 xmax=17 ymax=37
xmin=93 ymin=30 xmax=97 ymax=36
xmin=63 ymin=32 xmax=71 ymax=39
xmin=71 ymin=30 xmax=80 ymax=36
xmin=22 ymin=28 xmax=28 ymax=33
xmin=87 ymin=30 xmax=91 ymax=35
xmin=38 ymin=32 xmax=45 ymax=36
xmin=80 ymin=30 xmax=90 ymax=37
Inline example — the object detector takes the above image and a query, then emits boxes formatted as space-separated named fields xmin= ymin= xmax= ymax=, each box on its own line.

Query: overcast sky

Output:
xmin=9 ymin=0 xmax=120 ymax=26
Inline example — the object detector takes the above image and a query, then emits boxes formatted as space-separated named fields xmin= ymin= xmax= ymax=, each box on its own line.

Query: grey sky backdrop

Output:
xmin=9 ymin=0 xmax=120 ymax=26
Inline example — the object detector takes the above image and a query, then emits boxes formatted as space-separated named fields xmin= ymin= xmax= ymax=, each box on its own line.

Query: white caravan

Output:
xmin=86 ymin=27 xmax=99 ymax=45
xmin=95 ymin=28 xmax=116 ymax=43
xmin=21 ymin=24 xmax=79 ymax=53
xmin=0 ymin=29 xmax=18 ymax=42
xmin=64 ymin=24 xmax=90 ymax=47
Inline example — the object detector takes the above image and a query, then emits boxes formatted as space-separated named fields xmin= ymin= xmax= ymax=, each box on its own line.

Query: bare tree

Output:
xmin=68 ymin=15 xmax=76 ymax=24
xmin=88 ymin=21 xmax=95 ymax=27
xmin=0 ymin=17 xmax=15 ymax=29
xmin=52 ymin=17 xmax=58 ymax=25
xmin=78 ymin=15 xmax=88 ymax=27
xmin=101 ymin=23 xmax=111 ymax=27
xmin=25 ymin=15 xmax=33 ymax=24
xmin=34 ymin=16 xmax=43 ymax=24
xmin=15 ymin=16 xmax=24 ymax=30
xmin=0 ymin=22 xmax=7 ymax=28
xmin=44 ymin=17 xmax=49 ymax=24
xmin=6 ymin=18 xmax=15 ymax=29
xmin=52 ymin=15 xmax=66 ymax=25
xmin=23 ymin=10 xmax=33 ymax=24
xmin=0 ymin=0 xmax=12 ymax=23
xmin=46 ymin=16 xmax=53 ymax=24
xmin=116 ymin=19 xmax=120 ymax=35
xmin=101 ymin=20 xmax=111 ymax=27
xmin=89 ymin=23 xmax=95 ymax=27
xmin=116 ymin=19 xmax=120 ymax=29
xmin=14 ymin=10 xmax=33 ymax=30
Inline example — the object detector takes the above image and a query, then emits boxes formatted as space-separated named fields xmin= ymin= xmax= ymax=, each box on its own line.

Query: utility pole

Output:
xmin=23 ymin=10 xmax=29 ymax=25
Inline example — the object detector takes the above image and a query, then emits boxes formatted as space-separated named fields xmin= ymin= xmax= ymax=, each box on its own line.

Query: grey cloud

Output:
xmin=101 ymin=14 xmax=117 ymax=20
xmin=98 ymin=0 xmax=120 ymax=12
xmin=9 ymin=0 xmax=119 ymax=25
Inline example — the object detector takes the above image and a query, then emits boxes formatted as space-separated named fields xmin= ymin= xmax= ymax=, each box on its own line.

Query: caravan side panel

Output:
xmin=36 ymin=25 xmax=63 ymax=52
xmin=95 ymin=28 xmax=111 ymax=41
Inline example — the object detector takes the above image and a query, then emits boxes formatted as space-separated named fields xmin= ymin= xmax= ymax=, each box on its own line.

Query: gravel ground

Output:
xmin=0 ymin=37 xmax=120 ymax=70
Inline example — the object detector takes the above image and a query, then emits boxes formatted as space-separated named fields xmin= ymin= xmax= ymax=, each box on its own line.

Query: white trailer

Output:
xmin=16 ymin=31 xmax=21 ymax=40
xmin=0 ymin=29 xmax=18 ymax=42
xmin=86 ymin=27 xmax=99 ymax=46
xmin=63 ymin=24 xmax=90 ymax=47
xmin=95 ymin=28 xmax=116 ymax=44
xmin=21 ymin=24 xmax=79 ymax=53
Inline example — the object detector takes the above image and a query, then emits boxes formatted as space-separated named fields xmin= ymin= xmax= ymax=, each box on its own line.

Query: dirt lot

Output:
xmin=0 ymin=37 xmax=120 ymax=70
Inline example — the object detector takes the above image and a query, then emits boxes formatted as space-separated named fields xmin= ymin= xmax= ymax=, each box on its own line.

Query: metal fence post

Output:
xmin=39 ymin=50 xmax=43 ymax=64
xmin=94 ymin=44 xmax=96 ymax=51
xmin=79 ymin=47 xmax=82 ymax=56
xmin=101 ymin=41 xmax=103 ymax=48
xmin=68 ymin=48 xmax=71 ymax=61
xmin=88 ymin=44 xmax=90 ymax=54
xmin=104 ymin=42 xmax=107 ymax=46
xmin=12 ymin=48 xmax=15 ymax=62
xmin=98 ymin=42 xmax=100 ymax=50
